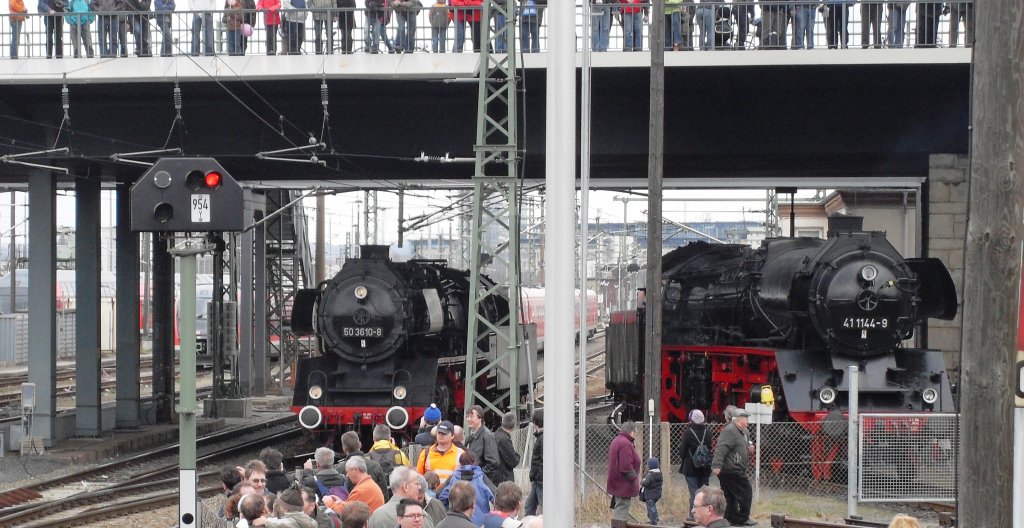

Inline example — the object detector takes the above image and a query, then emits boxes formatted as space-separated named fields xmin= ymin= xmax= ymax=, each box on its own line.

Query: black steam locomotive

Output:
xmin=290 ymin=245 xmax=509 ymax=439
xmin=606 ymin=217 xmax=959 ymax=426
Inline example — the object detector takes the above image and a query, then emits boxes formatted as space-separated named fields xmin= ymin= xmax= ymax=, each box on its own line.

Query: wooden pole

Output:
xmin=957 ymin=0 xmax=1023 ymax=525
xmin=645 ymin=0 xmax=665 ymax=424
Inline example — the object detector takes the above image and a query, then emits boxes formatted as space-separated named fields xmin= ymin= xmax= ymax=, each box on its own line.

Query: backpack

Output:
xmin=314 ymin=477 xmax=348 ymax=500
xmin=368 ymin=447 xmax=402 ymax=498
xmin=691 ymin=429 xmax=711 ymax=469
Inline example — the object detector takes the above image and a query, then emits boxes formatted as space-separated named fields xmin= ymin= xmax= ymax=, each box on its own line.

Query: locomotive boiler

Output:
xmin=606 ymin=217 xmax=959 ymax=426
xmin=290 ymin=245 xmax=509 ymax=439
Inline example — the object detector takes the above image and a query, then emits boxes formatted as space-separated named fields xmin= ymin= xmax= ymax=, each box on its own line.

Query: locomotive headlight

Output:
xmin=818 ymin=386 xmax=838 ymax=405
xmin=393 ymin=385 xmax=408 ymax=400
xmin=308 ymin=385 xmax=324 ymax=400
xmin=354 ymin=285 xmax=369 ymax=300
xmin=665 ymin=285 xmax=683 ymax=303
xmin=922 ymin=387 xmax=939 ymax=404
xmin=860 ymin=265 xmax=879 ymax=283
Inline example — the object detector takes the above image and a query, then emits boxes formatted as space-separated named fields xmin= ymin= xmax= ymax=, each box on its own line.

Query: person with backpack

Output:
xmin=303 ymin=447 xmax=349 ymax=501
xmin=712 ymin=408 xmax=756 ymax=526
xmin=338 ymin=431 xmax=388 ymax=501
xmin=368 ymin=424 xmax=410 ymax=488
xmin=679 ymin=409 xmax=713 ymax=521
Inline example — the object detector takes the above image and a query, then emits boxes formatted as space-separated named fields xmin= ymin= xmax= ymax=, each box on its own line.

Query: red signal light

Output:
xmin=204 ymin=171 xmax=222 ymax=188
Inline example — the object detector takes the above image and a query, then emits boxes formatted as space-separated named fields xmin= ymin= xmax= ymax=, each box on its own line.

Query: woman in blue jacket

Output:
xmin=437 ymin=450 xmax=496 ymax=525
xmin=64 ymin=0 xmax=95 ymax=57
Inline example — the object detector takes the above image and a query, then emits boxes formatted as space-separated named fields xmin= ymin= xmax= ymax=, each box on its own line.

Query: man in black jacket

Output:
xmin=711 ymin=409 xmax=755 ymax=526
xmin=523 ymin=410 xmax=543 ymax=515
xmin=464 ymin=405 xmax=501 ymax=484
xmin=128 ymin=0 xmax=151 ymax=55
xmin=492 ymin=411 xmax=521 ymax=486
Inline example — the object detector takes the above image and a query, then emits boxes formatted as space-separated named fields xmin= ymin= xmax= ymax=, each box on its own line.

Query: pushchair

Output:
xmin=713 ymin=4 xmax=733 ymax=49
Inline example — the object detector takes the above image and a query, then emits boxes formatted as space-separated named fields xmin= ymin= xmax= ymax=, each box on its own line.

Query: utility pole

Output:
xmin=645 ymin=0 xmax=665 ymax=424
xmin=958 ymin=0 xmax=1022 ymax=525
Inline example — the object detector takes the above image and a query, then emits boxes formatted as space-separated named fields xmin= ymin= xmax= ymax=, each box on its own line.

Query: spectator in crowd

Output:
xmin=693 ymin=0 xmax=714 ymax=51
xmin=732 ymin=0 xmax=752 ymax=49
xmin=664 ymin=0 xmax=683 ymax=51
xmin=239 ymin=493 xmax=268 ymax=528
xmin=428 ymin=0 xmax=449 ymax=53
xmin=619 ymin=0 xmax=646 ymax=52
xmin=452 ymin=425 xmax=466 ymax=448
xmin=450 ymin=0 xmax=481 ymax=52
xmin=94 ymin=0 xmax=117 ymax=56
xmin=418 ymin=473 xmax=447 ymax=523
xmin=299 ymin=485 xmax=341 ymax=528
xmin=481 ymin=481 xmax=522 ymax=528
xmin=369 ymin=424 xmax=411 ymax=471
xmin=246 ymin=460 xmax=274 ymax=497
xmin=758 ymin=0 xmax=786 ymax=49
xmin=221 ymin=465 xmax=245 ymax=501
xmin=523 ymin=410 xmax=542 ymax=516
xmin=606 ymin=420 xmax=641 ymax=528
xmin=948 ymin=0 xmax=972 ymax=47
xmin=282 ymin=0 xmax=308 ymax=54
xmin=9 ymin=0 xmax=27 ymax=59
xmin=437 ymin=451 xmax=495 ymax=525
xmin=265 ymin=488 xmax=318 ymax=528
xmin=128 ymin=0 xmax=151 ymax=56
xmin=464 ymin=405 xmax=501 ymax=482
xmin=392 ymin=0 xmax=421 ymax=52
xmin=366 ymin=0 xmax=395 ymax=53
xmin=308 ymin=0 xmax=335 ymax=53
xmin=153 ymin=0 xmax=174 ymax=55
xmin=396 ymin=498 xmax=427 ymax=528
xmin=302 ymin=447 xmax=347 ymax=497
xmin=324 ymin=456 xmax=386 ymax=514
xmin=336 ymin=0 xmax=355 ymax=53
xmin=886 ymin=1 xmax=909 ymax=48
xmin=417 ymin=404 xmax=443 ymax=446
xmin=860 ymin=0 xmax=882 ymax=48
xmin=257 ymin=0 xmax=281 ymax=54
xmin=519 ymin=0 xmax=540 ymax=53
xmin=417 ymin=420 xmax=464 ymax=489
xmin=436 ymin=481 xmax=477 ymax=528
xmin=492 ymin=411 xmax=521 ymax=486
xmin=888 ymin=514 xmax=921 ymax=528
xmin=915 ymin=1 xmax=942 ymax=47
xmin=640 ymin=457 xmax=662 ymax=525
xmin=692 ymin=485 xmax=729 ymax=528
xmin=65 ymin=0 xmax=96 ymax=58
xmin=712 ymin=408 xmax=756 ymax=526
xmin=490 ymin=0 xmax=506 ymax=53
xmin=260 ymin=448 xmax=292 ymax=494
xmin=590 ymin=0 xmax=611 ymax=52
xmin=340 ymin=500 xmax=371 ymax=528
xmin=680 ymin=408 xmax=712 ymax=519
xmin=240 ymin=0 xmax=256 ymax=52
xmin=423 ymin=471 xmax=441 ymax=497
xmin=40 ymin=0 xmax=66 ymax=58
xmin=791 ymin=2 xmax=814 ymax=49
xmin=225 ymin=481 xmax=260 ymax=520
xmin=823 ymin=0 xmax=850 ymax=49
xmin=369 ymin=466 xmax=437 ymax=528
xmin=190 ymin=0 xmax=216 ymax=55
xmin=340 ymin=430 xmax=388 ymax=499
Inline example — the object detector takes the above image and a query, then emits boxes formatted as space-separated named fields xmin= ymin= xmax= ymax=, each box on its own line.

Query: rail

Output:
xmin=0 ymin=1 xmax=973 ymax=60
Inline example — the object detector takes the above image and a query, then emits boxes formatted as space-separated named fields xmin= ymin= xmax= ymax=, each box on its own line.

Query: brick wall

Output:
xmin=927 ymin=153 xmax=969 ymax=373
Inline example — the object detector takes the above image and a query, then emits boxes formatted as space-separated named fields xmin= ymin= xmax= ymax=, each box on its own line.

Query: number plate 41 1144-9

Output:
xmin=842 ymin=317 xmax=888 ymax=329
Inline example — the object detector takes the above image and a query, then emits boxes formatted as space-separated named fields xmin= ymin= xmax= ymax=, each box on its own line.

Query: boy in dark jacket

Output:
xmin=640 ymin=457 xmax=663 ymax=524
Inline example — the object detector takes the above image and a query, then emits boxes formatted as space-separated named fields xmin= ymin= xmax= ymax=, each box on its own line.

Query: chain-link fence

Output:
xmin=859 ymin=413 xmax=957 ymax=502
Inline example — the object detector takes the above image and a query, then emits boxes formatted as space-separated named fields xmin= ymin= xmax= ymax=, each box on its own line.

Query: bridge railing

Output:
xmin=1 ymin=1 xmax=972 ymax=60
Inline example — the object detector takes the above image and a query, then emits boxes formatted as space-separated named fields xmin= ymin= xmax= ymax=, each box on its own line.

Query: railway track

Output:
xmin=0 ymin=414 xmax=297 ymax=516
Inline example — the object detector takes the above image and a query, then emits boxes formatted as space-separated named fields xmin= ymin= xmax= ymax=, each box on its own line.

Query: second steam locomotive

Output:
xmin=606 ymin=217 xmax=959 ymax=426
xmin=291 ymin=245 xmax=512 ymax=440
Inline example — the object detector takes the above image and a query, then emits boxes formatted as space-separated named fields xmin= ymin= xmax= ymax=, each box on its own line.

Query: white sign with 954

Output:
xmin=191 ymin=194 xmax=211 ymax=223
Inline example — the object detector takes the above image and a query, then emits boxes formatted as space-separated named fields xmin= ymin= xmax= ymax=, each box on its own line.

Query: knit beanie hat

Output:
xmin=647 ymin=457 xmax=659 ymax=469
xmin=689 ymin=409 xmax=705 ymax=424
xmin=424 ymin=403 xmax=442 ymax=424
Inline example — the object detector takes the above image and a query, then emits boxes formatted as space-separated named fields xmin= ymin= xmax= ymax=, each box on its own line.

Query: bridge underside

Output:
xmin=0 ymin=61 xmax=968 ymax=186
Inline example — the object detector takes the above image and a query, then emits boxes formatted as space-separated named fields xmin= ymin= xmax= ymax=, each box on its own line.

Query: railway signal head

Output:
xmin=131 ymin=158 xmax=244 ymax=232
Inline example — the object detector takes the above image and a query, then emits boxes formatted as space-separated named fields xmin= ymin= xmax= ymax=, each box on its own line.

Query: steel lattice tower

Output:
xmin=464 ymin=0 xmax=523 ymax=418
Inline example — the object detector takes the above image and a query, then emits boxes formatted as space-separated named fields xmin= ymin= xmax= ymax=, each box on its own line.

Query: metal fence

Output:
xmin=0 ymin=1 xmax=973 ymax=60
xmin=858 ymin=412 xmax=957 ymax=502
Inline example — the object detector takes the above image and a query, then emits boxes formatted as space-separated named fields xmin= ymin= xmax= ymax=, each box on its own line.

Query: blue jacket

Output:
xmin=64 ymin=0 xmax=95 ymax=24
xmin=438 ymin=465 xmax=495 ymax=525
xmin=154 ymin=0 xmax=174 ymax=10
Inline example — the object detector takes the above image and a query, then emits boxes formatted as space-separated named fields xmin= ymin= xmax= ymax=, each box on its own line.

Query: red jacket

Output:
xmin=619 ymin=0 xmax=645 ymax=15
xmin=606 ymin=430 xmax=641 ymax=498
xmin=450 ymin=0 xmax=480 ymax=22
xmin=256 ymin=0 xmax=280 ymax=26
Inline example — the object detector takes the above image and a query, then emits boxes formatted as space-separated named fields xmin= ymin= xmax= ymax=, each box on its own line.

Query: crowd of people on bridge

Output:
xmin=216 ymin=405 xmax=542 ymax=528
xmin=6 ymin=1 xmax=973 ymax=60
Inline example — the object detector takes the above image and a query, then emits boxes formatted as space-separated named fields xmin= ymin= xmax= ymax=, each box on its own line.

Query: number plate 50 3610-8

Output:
xmin=191 ymin=194 xmax=211 ymax=223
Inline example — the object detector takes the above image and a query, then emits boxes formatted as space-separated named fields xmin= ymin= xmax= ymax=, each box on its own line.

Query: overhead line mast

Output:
xmin=464 ymin=0 xmax=522 ymax=420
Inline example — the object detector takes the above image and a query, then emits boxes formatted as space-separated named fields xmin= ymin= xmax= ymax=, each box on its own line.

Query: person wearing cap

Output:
xmin=263 ymin=487 xmax=318 ymax=528
xmin=712 ymin=408 xmax=756 ymax=526
xmin=417 ymin=420 xmax=465 ymax=490
xmin=416 ymin=404 xmax=444 ymax=446
xmin=639 ymin=457 xmax=663 ymax=524
xmin=606 ymin=421 xmax=641 ymax=528
xmin=679 ymin=408 xmax=712 ymax=519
